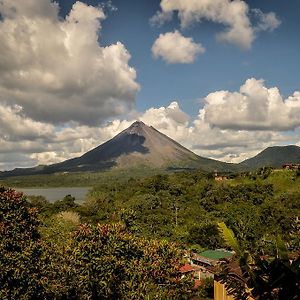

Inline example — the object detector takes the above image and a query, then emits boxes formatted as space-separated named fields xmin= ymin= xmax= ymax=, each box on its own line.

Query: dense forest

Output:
xmin=40 ymin=167 xmax=298 ymax=254
xmin=1 ymin=167 xmax=299 ymax=299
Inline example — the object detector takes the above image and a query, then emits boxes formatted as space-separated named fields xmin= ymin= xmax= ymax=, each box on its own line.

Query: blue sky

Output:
xmin=57 ymin=0 xmax=300 ymax=115
xmin=0 ymin=0 xmax=299 ymax=169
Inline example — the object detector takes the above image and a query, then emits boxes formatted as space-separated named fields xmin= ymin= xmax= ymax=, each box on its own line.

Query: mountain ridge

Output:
xmin=238 ymin=145 xmax=300 ymax=170
xmin=1 ymin=122 xmax=300 ymax=178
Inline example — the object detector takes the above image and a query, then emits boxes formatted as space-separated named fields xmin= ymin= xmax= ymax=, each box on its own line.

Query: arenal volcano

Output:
xmin=0 ymin=121 xmax=232 ymax=177
xmin=46 ymin=121 xmax=231 ymax=172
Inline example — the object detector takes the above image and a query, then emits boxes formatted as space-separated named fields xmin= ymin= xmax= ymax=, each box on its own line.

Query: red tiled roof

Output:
xmin=179 ymin=263 xmax=195 ymax=273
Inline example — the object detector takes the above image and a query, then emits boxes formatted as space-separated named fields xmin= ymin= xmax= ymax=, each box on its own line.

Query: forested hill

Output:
xmin=238 ymin=145 xmax=300 ymax=170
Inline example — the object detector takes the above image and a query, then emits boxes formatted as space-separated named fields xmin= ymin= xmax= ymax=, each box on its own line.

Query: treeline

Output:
xmin=0 ymin=168 xmax=163 ymax=188
xmin=66 ymin=169 xmax=299 ymax=254
xmin=27 ymin=169 xmax=299 ymax=254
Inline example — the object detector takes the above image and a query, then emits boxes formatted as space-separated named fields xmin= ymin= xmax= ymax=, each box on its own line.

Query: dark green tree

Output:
xmin=0 ymin=187 xmax=43 ymax=299
xmin=187 ymin=223 xmax=224 ymax=249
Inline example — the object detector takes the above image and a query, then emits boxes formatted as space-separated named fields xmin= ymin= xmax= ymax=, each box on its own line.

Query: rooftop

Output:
xmin=179 ymin=263 xmax=195 ymax=273
xmin=198 ymin=249 xmax=234 ymax=261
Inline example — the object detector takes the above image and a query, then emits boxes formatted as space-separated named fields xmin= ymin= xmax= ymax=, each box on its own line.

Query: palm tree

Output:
xmin=217 ymin=222 xmax=300 ymax=300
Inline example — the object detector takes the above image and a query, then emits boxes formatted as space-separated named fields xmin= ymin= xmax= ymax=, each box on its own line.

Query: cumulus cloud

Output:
xmin=0 ymin=0 xmax=59 ymax=19
xmin=0 ymin=96 xmax=295 ymax=170
xmin=0 ymin=104 xmax=54 ymax=141
xmin=0 ymin=78 xmax=299 ymax=170
xmin=152 ymin=30 xmax=205 ymax=64
xmin=137 ymin=102 xmax=287 ymax=163
xmin=203 ymin=78 xmax=300 ymax=131
xmin=0 ymin=107 xmax=134 ymax=170
xmin=0 ymin=0 xmax=139 ymax=125
xmin=151 ymin=0 xmax=280 ymax=49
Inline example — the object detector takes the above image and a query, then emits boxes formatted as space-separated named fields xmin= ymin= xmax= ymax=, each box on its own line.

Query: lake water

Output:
xmin=17 ymin=187 xmax=91 ymax=203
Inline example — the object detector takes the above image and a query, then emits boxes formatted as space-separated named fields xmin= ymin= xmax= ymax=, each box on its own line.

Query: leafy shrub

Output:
xmin=0 ymin=187 xmax=43 ymax=299
xmin=1 ymin=187 xmax=195 ymax=299
xmin=39 ymin=223 xmax=195 ymax=299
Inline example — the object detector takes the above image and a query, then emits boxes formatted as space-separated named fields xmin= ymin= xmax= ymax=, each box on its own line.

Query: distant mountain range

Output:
xmin=1 ymin=121 xmax=300 ymax=178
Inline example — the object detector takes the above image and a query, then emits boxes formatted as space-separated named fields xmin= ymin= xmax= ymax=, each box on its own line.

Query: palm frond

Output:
xmin=218 ymin=222 xmax=241 ymax=256
xmin=276 ymin=236 xmax=288 ymax=260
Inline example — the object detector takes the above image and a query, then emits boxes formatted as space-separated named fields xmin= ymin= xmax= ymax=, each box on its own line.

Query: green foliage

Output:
xmin=52 ymin=194 xmax=77 ymax=211
xmin=39 ymin=223 xmax=196 ymax=299
xmin=217 ymin=222 xmax=241 ymax=256
xmin=2 ymin=166 xmax=299 ymax=298
xmin=1 ymin=187 xmax=196 ymax=299
xmin=265 ymin=169 xmax=298 ymax=193
xmin=0 ymin=168 xmax=164 ymax=188
xmin=50 ymin=223 xmax=195 ymax=299
xmin=256 ymin=166 xmax=273 ymax=179
xmin=188 ymin=223 xmax=224 ymax=249
xmin=218 ymin=222 xmax=300 ymax=300
xmin=28 ymin=193 xmax=81 ymax=218
xmin=40 ymin=211 xmax=80 ymax=248
xmin=27 ymin=195 xmax=49 ymax=212
xmin=202 ymin=182 xmax=273 ymax=208
xmin=0 ymin=187 xmax=43 ymax=299
xmin=74 ymin=169 xmax=298 ymax=254
xmin=222 ymin=202 xmax=262 ymax=249
xmin=196 ymin=277 xmax=214 ymax=299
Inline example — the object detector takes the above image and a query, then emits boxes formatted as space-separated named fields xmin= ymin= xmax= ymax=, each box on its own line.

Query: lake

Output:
xmin=17 ymin=187 xmax=91 ymax=203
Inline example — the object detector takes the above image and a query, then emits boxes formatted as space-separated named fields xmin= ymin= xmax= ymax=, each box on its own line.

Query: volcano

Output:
xmin=0 ymin=121 xmax=232 ymax=177
xmin=48 ymin=121 xmax=230 ymax=171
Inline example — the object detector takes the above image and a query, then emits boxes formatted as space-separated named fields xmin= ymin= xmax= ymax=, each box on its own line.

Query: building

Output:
xmin=282 ymin=163 xmax=300 ymax=170
xmin=184 ymin=249 xmax=255 ymax=300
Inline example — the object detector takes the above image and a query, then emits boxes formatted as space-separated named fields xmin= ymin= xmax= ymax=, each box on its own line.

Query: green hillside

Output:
xmin=238 ymin=145 xmax=300 ymax=170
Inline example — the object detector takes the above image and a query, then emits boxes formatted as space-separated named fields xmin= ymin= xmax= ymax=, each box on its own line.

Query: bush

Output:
xmin=42 ymin=223 xmax=195 ymax=299
xmin=1 ymin=187 xmax=195 ymax=299
xmin=0 ymin=187 xmax=43 ymax=299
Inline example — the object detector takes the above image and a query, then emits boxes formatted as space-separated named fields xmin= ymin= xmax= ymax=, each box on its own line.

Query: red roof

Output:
xmin=179 ymin=263 xmax=195 ymax=273
xmin=194 ymin=279 xmax=201 ymax=289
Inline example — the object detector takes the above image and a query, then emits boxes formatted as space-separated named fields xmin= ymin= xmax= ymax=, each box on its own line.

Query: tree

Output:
xmin=0 ymin=187 xmax=43 ymax=299
xmin=187 ymin=223 xmax=224 ymax=249
xmin=217 ymin=222 xmax=300 ymax=300
xmin=53 ymin=194 xmax=77 ymax=211
xmin=42 ymin=223 xmax=195 ymax=299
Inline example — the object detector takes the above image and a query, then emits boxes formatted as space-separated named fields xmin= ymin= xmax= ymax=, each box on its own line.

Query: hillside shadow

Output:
xmin=69 ymin=133 xmax=149 ymax=166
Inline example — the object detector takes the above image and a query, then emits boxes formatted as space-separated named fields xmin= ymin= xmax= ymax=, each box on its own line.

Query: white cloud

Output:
xmin=0 ymin=0 xmax=59 ymax=19
xmin=0 ymin=81 xmax=298 ymax=170
xmin=0 ymin=103 xmax=54 ymax=141
xmin=152 ymin=30 xmax=205 ymax=64
xmin=150 ymin=10 xmax=173 ymax=27
xmin=253 ymin=9 xmax=281 ymax=32
xmin=151 ymin=0 xmax=280 ymax=49
xmin=0 ymin=0 xmax=139 ymax=125
xmin=203 ymin=78 xmax=300 ymax=131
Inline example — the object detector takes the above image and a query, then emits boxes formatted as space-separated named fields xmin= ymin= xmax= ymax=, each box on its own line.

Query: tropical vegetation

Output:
xmin=1 ymin=167 xmax=299 ymax=299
